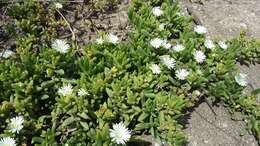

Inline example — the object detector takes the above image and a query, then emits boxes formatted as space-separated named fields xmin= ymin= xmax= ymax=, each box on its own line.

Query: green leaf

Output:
xmin=78 ymin=112 xmax=90 ymax=120
xmin=138 ymin=112 xmax=149 ymax=122
xmin=106 ymin=88 xmax=113 ymax=97
xmin=134 ymin=123 xmax=150 ymax=131
xmin=61 ymin=117 xmax=76 ymax=127
xmin=80 ymin=122 xmax=89 ymax=130
xmin=41 ymin=95 xmax=49 ymax=100
xmin=251 ymin=88 xmax=260 ymax=95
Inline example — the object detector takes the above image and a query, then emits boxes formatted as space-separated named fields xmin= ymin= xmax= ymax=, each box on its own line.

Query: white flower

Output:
xmin=194 ymin=25 xmax=207 ymax=34
xmin=150 ymin=64 xmax=161 ymax=74
xmin=204 ymin=39 xmax=215 ymax=49
xmin=1 ymin=50 xmax=14 ymax=58
xmin=158 ymin=23 xmax=165 ymax=31
xmin=235 ymin=73 xmax=247 ymax=86
xmin=218 ymin=41 xmax=228 ymax=50
xmin=175 ymin=69 xmax=189 ymax=80
xmin=107 ymin=34 xmax=119 ymax=44
xmin=110 ymin=123 xmax=131 ymax=145
xmin=172 ymin=44 xmax=185 ymax=52
xmin=0 ymin=137 xmax=16 ymax=146
xmin=162 ymin=40 xmax=171 ymax=49
xmin=9 ymin=116 xmax=24 ymax=133
xmin=160 ymin=55 xmax=176 ymax=69
xmin=193 ymin=50 xmax=206 ymax=63
xmin=152 ymin=7 xmax=163 ymax=17
xmin=58 ymin=84 xmax=73 ymax=96
xmin=55 ymin=2 xmax=63 ymax=9
xmin=150 ymin=38 xmax=164 ymax=49
xmin=96 ymin=37 xmax=104 ymax=44
xmin=52 ymin=39 xmax=70 ymax=53
xmin=77 ymin=88 xmax=89 ymax=96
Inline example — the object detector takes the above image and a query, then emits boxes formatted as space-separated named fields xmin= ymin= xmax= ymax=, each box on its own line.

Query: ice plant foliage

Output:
xmin=150 ymin=64 xmax=161 ymax=74
xmin=0 ymin=0 xmax=259 ymax=145
xmin=52 ymin=39 xmax=70 ymax=53
xmin=175 ymin=69 xmax=189 ymax=80
xmin=0 ymin=137 xmax=16 ymax=146
xmin=9 ymin=116 xmax=24 ymax=133
xmin=159 ymin=23 xmax=165 ymax=31
xmin=235 ymin=73 xmax=248 ymax=86
xmin=109 ymin=123 xmax=131 ymax=145
xmin=58 ymin=84 xmax=73 ymax=96
xmin=193 ymin=50 xmax=206 ymax=63
xmin=194 ymin=25 xmax=207 ymax=34
xmin=152 ymin=7 xmax=163 ymax=17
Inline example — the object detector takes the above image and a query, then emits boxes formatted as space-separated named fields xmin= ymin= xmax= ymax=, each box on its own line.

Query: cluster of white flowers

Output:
xmin=52 ymin=39 xmax=70 ymax=53
xmin=148 ymin=7 xmax=191 ymax=80
xmin=58 ymin=84 xmax=73 ymax=96
xmin=95 ymin=33 xmax=119 ymax=44
xmin=58 ymin=84 xmax=90 ymax=98
xmin=109 ymin=123 xmax=131 ymax=145
xmin=150 ymin=38 xmax=172 ymax=49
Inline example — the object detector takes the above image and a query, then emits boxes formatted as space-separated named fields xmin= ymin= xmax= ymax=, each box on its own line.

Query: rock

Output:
xmin=183 ymin=102 xmax=258 ymax=146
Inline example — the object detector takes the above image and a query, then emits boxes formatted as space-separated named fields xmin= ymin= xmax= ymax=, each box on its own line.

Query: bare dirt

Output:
xmin=61 ymin=0 xmax=130 ymax=45
xmin=0 ymin=0 xmax=131 ymax=51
